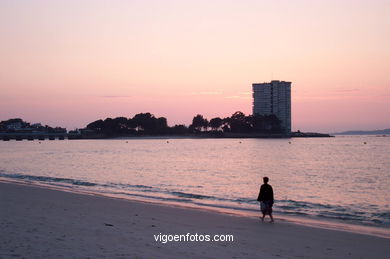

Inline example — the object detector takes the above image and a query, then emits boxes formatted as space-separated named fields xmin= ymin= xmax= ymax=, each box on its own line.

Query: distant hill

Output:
xmin=333 ymin=129 xmax=390 ymax=135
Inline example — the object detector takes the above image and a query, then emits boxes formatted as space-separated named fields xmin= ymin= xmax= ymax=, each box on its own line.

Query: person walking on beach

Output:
xmin=257 ymin=177 xmax=274 ymax=223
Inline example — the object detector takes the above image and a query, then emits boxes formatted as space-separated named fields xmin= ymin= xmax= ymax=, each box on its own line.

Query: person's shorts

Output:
xmin=260 ymin=200 xmax=273 ymax=214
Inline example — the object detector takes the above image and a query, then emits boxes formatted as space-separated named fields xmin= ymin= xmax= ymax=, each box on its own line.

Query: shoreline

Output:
xmin=1 ymin=178 xmax=389 ymax=240
xmin=70 ymin=131 xmax=334 ymax=140
xmin=1 ymin=180 xmax=389 ymax=258
xmin=1 ymin=132 xmax=333 ymax=141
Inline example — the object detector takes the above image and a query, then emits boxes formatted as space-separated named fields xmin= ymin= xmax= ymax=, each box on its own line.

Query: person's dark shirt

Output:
xmin=257 ymin=183 xmax=274 ymax=202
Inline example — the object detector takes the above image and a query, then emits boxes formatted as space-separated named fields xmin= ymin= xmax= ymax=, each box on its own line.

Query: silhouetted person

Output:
xmin=257 ymin=177 xmax=274 ymax=222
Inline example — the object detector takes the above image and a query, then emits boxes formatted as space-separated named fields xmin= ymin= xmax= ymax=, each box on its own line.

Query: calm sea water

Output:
xmin=0 ymin=136 xmax=389 ymax=232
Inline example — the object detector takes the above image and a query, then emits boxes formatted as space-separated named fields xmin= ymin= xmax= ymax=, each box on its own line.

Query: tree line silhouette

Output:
xmin=85 ymin=111 xmax=282 ymax=137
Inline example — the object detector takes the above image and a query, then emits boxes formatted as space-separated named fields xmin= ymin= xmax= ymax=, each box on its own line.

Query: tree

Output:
xmin=228 ymin=111 xmax=251 ymax=133
xmin=221 ymin=117 xmax=231 ymax=133
xmin=249 ymin=114 xmax=282 ymax=133
xmin=265 ymin=114 xmax=282 ymax=132
xmin=170 ymin=124 xmax=188 ymax=135
xmin=102 ymin=118 xmax=117 ymax=136
xmin=131 ymin=113 xmax=169 ymax=134
xmin=209 ymin=117 xmax=222 ymax=131
xmin=249 ymin=114 xmax=265 ymax=132
xmin=113 ymin=117 xmax=129 ymax=133
xmin=126 ymin=118 xmax=137 ymax=130
xmin=82 ymin=111 xmax=283 ymax=138
xmin=190 ymin=114 xmax=208 ymax=132
xmin=155 ymin=117 xmax=168 ymax=134
xmin=87 ymin=119 xmax=105 ymax=132
xmin=202 ymin=118 xmax=209 ymax=132
xmin=132 ymin=113 xmax=156 ymax=132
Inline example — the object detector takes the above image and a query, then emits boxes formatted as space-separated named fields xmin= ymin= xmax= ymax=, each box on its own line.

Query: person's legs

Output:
xmin=268 ymin=205 xmax=274 ymax=222
xmin=269 ymin=212 xmax=274 ymax=223
xmin=260 ymin=202 xmax=266 ymax=221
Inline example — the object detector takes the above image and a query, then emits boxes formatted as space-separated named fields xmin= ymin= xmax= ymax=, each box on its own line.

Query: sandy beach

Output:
xmin=0 ymin=181 xmax=389 ymax=259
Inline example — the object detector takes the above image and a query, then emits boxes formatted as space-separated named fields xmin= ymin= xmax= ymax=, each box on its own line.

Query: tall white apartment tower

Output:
xmin=252 ymin=80 xmax=291 ymax=133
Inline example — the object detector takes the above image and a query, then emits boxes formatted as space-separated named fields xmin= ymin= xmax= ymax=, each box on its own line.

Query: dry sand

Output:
xmin=0 ymin=181 xmax=389 ymax=258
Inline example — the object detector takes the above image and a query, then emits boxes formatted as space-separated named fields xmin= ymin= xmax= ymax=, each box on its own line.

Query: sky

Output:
xmin=0 ymin=0 xmax=389 ymax=133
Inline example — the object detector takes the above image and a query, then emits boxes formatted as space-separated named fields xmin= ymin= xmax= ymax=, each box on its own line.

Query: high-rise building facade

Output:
xmin=252 ymin=80 xmax=291 ymax=133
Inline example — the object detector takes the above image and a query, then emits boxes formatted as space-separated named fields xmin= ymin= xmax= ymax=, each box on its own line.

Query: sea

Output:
xmin=1 ymin=135 xmax=389 ymax=237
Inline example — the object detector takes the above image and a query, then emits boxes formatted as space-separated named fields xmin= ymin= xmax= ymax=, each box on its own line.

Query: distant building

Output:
xmin=252 ymin=80 xmax=291 ymax=133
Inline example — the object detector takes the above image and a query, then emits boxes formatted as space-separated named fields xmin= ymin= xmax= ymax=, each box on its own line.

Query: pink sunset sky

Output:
xmin=0 ymin=0 xmax=389 ymax=133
